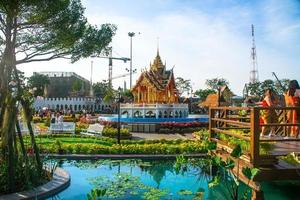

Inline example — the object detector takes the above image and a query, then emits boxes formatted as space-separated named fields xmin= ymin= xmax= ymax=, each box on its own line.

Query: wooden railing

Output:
xmin=209 ymin=107 xmax=300 ymax=167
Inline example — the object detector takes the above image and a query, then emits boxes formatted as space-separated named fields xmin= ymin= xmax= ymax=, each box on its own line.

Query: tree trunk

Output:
xmin=21 ymin=100 xmax=42 ymax=172
xmin=1 ymin=94 xmax=16 ymax=192
xmin=15 ymin=119 xmax=28 ymax=161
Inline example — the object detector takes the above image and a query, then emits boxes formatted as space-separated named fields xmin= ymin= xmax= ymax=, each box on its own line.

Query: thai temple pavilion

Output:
xmin=120 ymin=51 xmax=188 ymax=119
xmin=131 ymin=51 xmax=179 ymax=103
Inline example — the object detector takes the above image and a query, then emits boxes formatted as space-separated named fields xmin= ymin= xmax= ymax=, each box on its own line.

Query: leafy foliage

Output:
xmin=0 ymin=0 xmax=116 ymax=193
xmin=27 ymin=73 xmax=50 ymax=97
xmin=93 ymin=81 xmax=110 ymax=99
xmin=194 ymin=88 xmax=216 ymax=100
xmin=230 ymin=144 xmax=243 ymax=158
xmin=242 ymin=167 xmax=260 ymax=180
xmin=246 ymin=79 xmax=291 ymax=97
xmin=175 ymin=77 xmax=192 ymax=96
xmin=102 ymin=127 xmax=132 ymax=139
xmin=205 ymin=78 xmax=229 ymax=91
xmin=279 ymin=152 xmax=300 ymax=166
xmin=24 ymin=135 xmax=208 ymax=155
xmin=88 ymin=173 xmax=168 ymax=199
xmin=72 ymin=79 xmax=83 ymax=92
xmin=87 ymin=188 xmax=107 ymax=200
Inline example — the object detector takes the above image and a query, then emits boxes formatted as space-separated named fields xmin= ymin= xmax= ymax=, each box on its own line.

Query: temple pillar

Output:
xmin=147 ymin=87 xmax=150 ymax=103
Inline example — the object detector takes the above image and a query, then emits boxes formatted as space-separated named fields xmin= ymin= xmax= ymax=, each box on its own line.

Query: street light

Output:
xmin=128 ymin=32 xmax=140 ymax=89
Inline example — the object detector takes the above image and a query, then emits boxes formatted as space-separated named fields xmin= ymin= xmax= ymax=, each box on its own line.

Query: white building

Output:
xmin=120 ymin=103 xmax=189 ymax=118
xmin=33 ymin=97 xmax=110 ymax=112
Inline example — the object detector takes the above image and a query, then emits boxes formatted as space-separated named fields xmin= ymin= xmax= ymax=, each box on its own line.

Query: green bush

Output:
xmin=32 ymin=116 xmax=42 ymax=123
xmin=193 ymin=129 xmax=209 ymax=140
xmin=102 ymin=127 xmax=132 ymax=139
xmin=64 ymin=116 xmax=76 ymax=122
xmin=44 ymin=117 xmax=50 ymax=127
xmin=39 ymin=141 xmax=207 ymax=155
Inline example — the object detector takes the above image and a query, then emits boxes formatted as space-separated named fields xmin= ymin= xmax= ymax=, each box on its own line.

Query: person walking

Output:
xmin=285 ymin=80 xmax=300 ymax=138
xmin=260 ymin=88 xmax=279 ymax=137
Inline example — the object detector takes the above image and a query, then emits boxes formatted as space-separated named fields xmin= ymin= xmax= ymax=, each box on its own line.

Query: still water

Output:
xmin=49 ymin=159 xmax=300 ymax=200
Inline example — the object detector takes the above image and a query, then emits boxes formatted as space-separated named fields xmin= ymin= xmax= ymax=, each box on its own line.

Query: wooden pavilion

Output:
xmin=209 ymin=106 xmax=300 ymax=199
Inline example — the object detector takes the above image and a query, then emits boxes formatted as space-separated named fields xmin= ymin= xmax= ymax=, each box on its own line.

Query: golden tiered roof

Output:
xmin=150 ymin=50 xmax=165 ymax=72
xmin=131 ymin=50 xmax=179 ymax=103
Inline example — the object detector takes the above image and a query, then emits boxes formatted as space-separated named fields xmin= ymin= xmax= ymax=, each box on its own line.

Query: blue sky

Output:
xmin=18 ymin=0 xmax=300 ymax=95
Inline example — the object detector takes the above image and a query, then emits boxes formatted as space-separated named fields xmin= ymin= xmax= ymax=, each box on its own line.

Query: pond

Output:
xmin=48 ymin=159 xmax=300 ymax=200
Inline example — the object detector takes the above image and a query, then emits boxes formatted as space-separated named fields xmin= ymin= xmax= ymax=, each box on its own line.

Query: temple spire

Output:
xmin=156 ymin=36 xmax=159 ymax=56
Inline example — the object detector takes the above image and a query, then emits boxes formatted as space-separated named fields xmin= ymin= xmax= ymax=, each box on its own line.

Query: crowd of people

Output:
xmin=259 ymin=80 xmax=300 ymax=138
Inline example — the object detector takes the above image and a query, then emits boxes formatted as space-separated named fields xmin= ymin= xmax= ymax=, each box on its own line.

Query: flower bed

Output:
xmin=158 ymin=121 xmax=207 ymax=134
xmin=98 ymin=120 xmax=127 ymax=128
xmin=102 ymin=127 xmax=132 ymax=139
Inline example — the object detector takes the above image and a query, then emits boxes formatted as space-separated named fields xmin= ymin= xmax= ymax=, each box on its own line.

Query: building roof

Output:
xmin=35 ymin=71 xmax=89 ymax=83
xmin=200 ymin=93 xmax=230 ymax=107
xmin=132 ymin=51 xmax=178 ymax=92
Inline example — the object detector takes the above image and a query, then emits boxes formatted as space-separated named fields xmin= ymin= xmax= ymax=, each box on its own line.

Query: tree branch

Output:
xmin=16 ymin=53 xmax=71 ymax=64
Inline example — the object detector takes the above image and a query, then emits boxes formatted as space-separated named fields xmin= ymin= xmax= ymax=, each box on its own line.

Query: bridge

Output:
xmin=209 ymin=106 xmax=300 ymax=199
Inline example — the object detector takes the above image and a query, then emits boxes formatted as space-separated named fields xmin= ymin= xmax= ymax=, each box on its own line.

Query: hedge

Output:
xmin=39 ymin=141 xmax=208 ymax=155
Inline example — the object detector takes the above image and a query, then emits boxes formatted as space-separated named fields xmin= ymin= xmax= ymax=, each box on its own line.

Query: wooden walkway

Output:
xmin=209 ymin=106 xmax=300 ymax=199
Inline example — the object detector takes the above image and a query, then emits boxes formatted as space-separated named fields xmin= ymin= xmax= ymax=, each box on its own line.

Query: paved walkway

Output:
xmin=131 ymin=132 xmax=195 ymax=140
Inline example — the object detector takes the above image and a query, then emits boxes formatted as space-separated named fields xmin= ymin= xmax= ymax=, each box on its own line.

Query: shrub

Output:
xmin=192 ymin=129 xmax=209 ymax=140
xmin=76 ymin=122 xmax=89 ymax=129
xmin=38 ymin=140 xmax=207 ymax=155
xmin=102 ymin=127 xmax=132 ymax=139
xmin=64 ymin=116 xmax=76 ymax=122
xmin=32 ymin=116 xmax=42 ymax=123
xmin=44 ymin=117 xmax=51 ymax=127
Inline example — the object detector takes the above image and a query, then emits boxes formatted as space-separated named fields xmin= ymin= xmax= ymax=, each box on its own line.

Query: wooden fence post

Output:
xmin=209 ymin=108 xmax=215 ymax=140
xmin=250 ymin=107 xmax=260 ymax=167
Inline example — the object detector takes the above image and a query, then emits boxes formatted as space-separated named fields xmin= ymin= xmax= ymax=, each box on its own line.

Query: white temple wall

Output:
xmin=33 ymin=97 xmax=109 ymax=112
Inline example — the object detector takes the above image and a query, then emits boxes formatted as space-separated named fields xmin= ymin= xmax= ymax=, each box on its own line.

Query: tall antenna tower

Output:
xmin=249 ymin=24 xmax=259 ymax=83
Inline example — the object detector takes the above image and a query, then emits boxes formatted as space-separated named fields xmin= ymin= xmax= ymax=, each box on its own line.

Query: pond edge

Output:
xmin=0 ymin=167 xmax=70 ymax=200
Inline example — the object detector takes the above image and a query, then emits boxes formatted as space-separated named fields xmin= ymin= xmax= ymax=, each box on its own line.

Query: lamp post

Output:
xmin=128 ymin=32 xmax=140 ymax=89
xmin=128 ymin=32 xmax=135 ymax=89
xmin=117 ymin=87 xmax=122 ymax=144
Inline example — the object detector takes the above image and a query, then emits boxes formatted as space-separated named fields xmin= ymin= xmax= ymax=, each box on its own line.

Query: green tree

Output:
xmin=274 ymin=78 xmax=290 ymax=95
xmin=93 ymin=81 xmax=110 ymax=99
xmin=72 ymin=79 xmax=83 ymax=92
xmin=260 ymin=79 xmax=275 ymax=94
xmin=175 ymin=77 xmax=192 ymax=96
xmin=194 ymin=89 xmax=216 ymax=101
xmin=121 ymin=89 xmax=134 ymax=102
xmin=247 ymin=82 xmax=261 ymax=97
xmin=27 ymin=73 xmax=50 ymax=97
xmin=0 ymin=0 xmax=116 ymax=193
xmin=247 ymin=79 xmax=290 ymax=97
xmin=205 ymin=78 xmax=229 ymax=91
